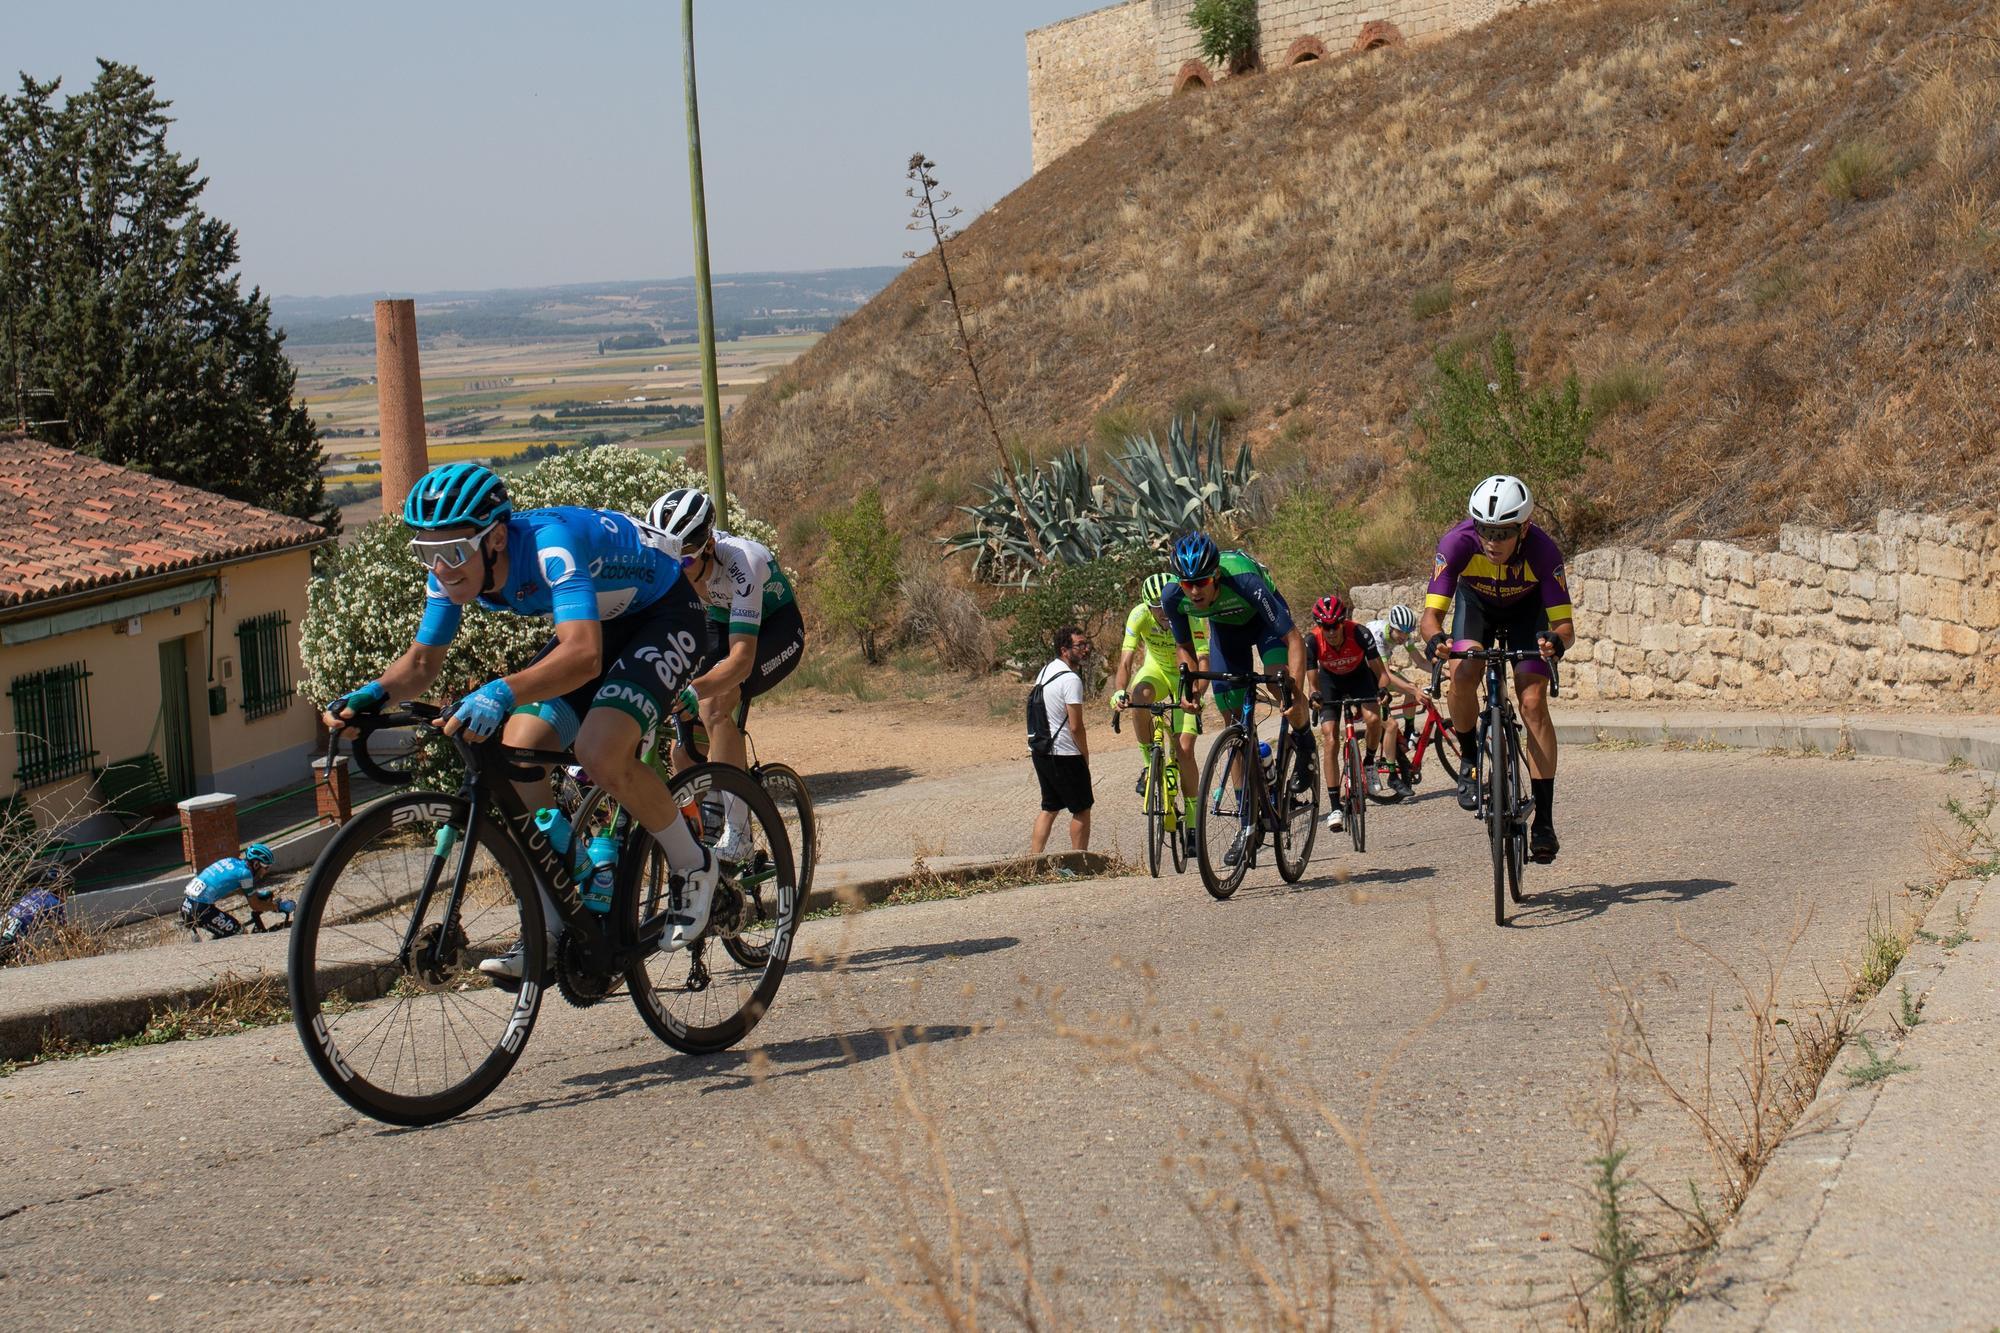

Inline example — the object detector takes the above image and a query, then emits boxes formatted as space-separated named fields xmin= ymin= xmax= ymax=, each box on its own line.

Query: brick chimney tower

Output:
xmin=374 ymin=299 xmax=429 ymax=517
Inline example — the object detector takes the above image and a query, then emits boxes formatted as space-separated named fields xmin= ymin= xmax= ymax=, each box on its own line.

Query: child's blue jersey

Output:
xmin=187 ymin=858 xmax=253 ymax=904
xmin=415 ymin=507 xmax=684 ymax=647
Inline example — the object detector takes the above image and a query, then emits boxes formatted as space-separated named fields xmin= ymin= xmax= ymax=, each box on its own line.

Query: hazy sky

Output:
xmin=8 ymin=1 xmax=1087 ymax=297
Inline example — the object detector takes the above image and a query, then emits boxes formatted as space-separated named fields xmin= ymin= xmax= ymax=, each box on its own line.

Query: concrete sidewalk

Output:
xmin=1672 ymin=809 xmax=2000 ymax=1330
xmin=1553 ymin=705 xmax=2000 ymax=770
xmin=0 ymin=849 xmax=1112 ymax=1062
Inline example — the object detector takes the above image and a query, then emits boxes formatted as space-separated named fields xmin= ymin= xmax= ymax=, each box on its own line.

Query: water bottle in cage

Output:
xmin=699 ymin=798 xmax=726 ymax=843
xmin=1258 ymin=739 xmax=1275 ymax=790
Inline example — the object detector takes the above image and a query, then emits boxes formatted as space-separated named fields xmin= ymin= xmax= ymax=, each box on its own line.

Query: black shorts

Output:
xmin=1315 ymin=668 xmax=1384 ymax=711
xmin=517 ymin=579 xmax=709 ymax=744
xmin=1450 ymin=596 xmax=1553 ymax=681
xmin=697 ymin=600 xmax=806 ymax=727
xmin=1032 ymin=753 xmax=1094 ymax=814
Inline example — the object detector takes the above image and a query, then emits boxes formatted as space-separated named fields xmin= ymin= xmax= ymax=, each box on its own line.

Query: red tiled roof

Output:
xmin=0 ymin=436 xmax=330 ymax=611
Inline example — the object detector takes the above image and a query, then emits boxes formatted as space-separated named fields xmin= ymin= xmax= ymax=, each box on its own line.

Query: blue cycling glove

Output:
xmin=333 ymin=680 xmax=388 ymax=717
xmin=450 ymin=679 xmax=515 ymax=742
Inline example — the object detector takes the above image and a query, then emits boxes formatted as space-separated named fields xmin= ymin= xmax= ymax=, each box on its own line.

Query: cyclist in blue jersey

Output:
xmin=181 ymin=842 xmax=292 ymax=938
xmin=324 ymin=464 xmax=723 ymax=979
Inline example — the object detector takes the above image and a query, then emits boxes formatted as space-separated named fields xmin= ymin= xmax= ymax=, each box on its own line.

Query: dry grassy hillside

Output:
xmin=737 ymin=0 xmax=1998 ymax=565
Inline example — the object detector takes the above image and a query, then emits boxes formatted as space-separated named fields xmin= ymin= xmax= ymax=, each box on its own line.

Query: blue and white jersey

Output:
xmin=415 ymin=507 xmax=684 ymax=647
xmin=185 ymin=858 xmax=254 ymax=905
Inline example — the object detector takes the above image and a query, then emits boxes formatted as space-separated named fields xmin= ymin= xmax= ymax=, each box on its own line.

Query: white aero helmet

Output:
xmin=1467 ymin=474 xmax=1534 ymax=526
xmin=646 ymin=488 xmax=715 ymax=550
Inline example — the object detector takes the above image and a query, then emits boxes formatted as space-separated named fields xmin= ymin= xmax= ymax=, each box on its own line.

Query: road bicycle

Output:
xmin=1182 ymin=666 xmax=1319 ymax=900
xmin=1430 ymin=647 xmax=1560 ymax=927
xmin=1382 ymin=691 xmax=1462 ymax=789
xmin=1111 ymin=697 xmax=1201 ymax=877
xmin=1317 ymin=696 xmax=1376 ymax=855
xmin=612 ymin=700 xmax=824 ymax=896
xmin=290 ymin=703 xmax=799 ymax=1126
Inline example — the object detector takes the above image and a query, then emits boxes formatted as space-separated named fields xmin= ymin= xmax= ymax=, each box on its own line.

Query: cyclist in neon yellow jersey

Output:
xmin=1111 ymin=571 xmax=1209 ymax=861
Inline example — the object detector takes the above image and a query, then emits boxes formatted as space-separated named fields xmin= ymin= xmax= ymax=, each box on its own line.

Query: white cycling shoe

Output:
xmin=710 ymin=819 xmax=752 ymax=865
xmin=478 ymin=940 xmax=529 ymax=982
xmin=1325 ymin=808 xmax=1344 ymax=833
xmin=662 ymin=848 xmax=723 ymax=951
xmin=478 ymin=936 xmax=554 ymax=986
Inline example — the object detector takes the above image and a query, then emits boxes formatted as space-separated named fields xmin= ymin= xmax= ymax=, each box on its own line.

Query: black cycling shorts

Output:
xmin=1315 ymin=668 xmax=1384 ymax=710
xmin=697 ymin=600 xmax=806 ymax=728
xmin=518 ymin=578 xmax=709 ymax=744
xmin=1449 ymin=596 xmax=1552 ymax=680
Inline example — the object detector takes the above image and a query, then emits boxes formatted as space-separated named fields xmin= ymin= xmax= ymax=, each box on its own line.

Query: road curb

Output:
xmin=0 ymin=849 xmax=1113 ymax=1064
xmin=1553 ymin=711 xmax=2000 ymax=770
xmin=1673 ymin=868 xmax=1996 ymax=1328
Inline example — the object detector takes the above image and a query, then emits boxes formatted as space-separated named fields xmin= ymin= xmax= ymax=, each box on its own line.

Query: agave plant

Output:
xmin=946 ymin=445 xmax=1136 ymax=582
xmin=945 ymin=415 xmax=1258 ymax=584
xmin=1105 ymin=415 xmax=1257 ymax=546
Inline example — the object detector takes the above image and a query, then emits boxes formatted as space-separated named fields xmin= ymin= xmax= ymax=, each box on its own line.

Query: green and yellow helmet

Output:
xmin=1142 ymin=571 xmax=1174 ymax=607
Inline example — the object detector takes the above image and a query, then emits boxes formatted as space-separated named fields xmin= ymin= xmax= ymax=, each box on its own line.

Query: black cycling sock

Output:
xmin=1364 ymin=750 xmax=1377 ymax=766
xmin=1532 ymin=778 xmax=1554 ymax=825
xmin=1456 ymin=730 xmax=1478 ymax=767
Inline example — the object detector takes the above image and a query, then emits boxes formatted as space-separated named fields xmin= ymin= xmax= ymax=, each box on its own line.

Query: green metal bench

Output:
xmin=92 ymin=753 xmax=174 ymax=821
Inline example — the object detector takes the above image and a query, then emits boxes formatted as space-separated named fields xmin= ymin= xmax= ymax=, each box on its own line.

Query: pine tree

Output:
xmin=0 ymin=62 xmax=330 ymax=524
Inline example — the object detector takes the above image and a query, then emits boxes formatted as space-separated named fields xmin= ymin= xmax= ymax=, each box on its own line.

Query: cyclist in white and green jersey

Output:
xmin=648 ymin=489 xmax=805 ymax=861
xmin=1112 ymin=571 xmax=1209 ymax=860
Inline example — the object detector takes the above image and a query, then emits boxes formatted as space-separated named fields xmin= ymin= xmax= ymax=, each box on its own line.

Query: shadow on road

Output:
xmin=802 ymin=766 xmax=918 ymax=803
xmin=395 ymin=1023 xmax=982 ymax=1129
xmin=793 ymin=934 xmax=1020 ymax=975
xmin=1512 ymin=876 xmax=1737 ymax=926
xmin=1275 ymin=863 xmax=1438 ymax=896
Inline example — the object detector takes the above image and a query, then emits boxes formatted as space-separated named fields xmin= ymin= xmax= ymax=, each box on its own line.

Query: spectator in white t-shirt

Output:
xmin=1030 ymin=625 xmax=1094 ymax=854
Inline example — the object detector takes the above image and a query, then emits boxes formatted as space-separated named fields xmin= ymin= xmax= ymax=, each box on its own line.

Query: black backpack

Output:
xmin=1026 ymin=665 xmax=1077 ymax=756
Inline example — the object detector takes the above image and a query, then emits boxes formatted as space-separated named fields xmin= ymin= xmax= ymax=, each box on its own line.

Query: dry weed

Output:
xmin=767 ymin=906 xmax=1475 ymax=1328
xmin=898 ymin=553 xmax=995 ymax=673
xmin=1603 ymin=898 xmax=1843 ymax=1214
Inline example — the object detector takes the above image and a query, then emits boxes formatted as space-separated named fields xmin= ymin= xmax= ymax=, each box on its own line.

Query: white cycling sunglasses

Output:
xmin=410 ymin=520 xmax=499 ymax=570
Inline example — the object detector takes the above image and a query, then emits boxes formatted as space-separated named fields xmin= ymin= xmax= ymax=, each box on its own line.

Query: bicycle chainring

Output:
xmin=554 ymin=931 xmax=614 ymax=1009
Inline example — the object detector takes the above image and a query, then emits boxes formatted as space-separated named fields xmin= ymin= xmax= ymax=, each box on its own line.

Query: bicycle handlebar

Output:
xmin=1426 ymin=645 xmax=1562 ymax=699
xmin=327 ymin=700 xmax=577 ymax=787
xmin=1179 ymin=665 xmax=1297 ymax=709
xmin=1110 ymin=697 xmax=1200 ymax=735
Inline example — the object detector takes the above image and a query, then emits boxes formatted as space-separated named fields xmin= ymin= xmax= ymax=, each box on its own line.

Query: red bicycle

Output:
xmin=1313 ymin=697 xmax=1375 ymax=854
xmin=1383 ymin=692 xmax=1462 ymax=788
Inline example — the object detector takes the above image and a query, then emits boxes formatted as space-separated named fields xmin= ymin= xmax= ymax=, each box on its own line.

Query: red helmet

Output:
xmin=1311 ymin=594 xmax=1346 ymax=626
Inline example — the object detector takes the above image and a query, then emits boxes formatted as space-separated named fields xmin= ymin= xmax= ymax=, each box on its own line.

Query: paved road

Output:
xmin=0 ymin=746 xmax=1982 ymax=1329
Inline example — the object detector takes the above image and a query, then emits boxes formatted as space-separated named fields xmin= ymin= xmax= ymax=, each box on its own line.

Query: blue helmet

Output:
xmin=1170 ymin=532 xmax=1220 ymax=581
xmin=242 ymin=843 xmax=274 ymax=867
xmin=403 ymin=463 xmax=511 ymax=531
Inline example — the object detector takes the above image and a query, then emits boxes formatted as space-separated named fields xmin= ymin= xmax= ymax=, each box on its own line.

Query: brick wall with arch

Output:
xmin=1027 ymin=0 xmax=1544 ymax=170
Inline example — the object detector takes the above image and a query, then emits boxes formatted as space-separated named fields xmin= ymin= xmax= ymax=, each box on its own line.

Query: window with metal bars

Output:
xmin=8 ymin=663 xmax=96 ymax=787
xmin=235 ymin=612 xmax=294 ymax=720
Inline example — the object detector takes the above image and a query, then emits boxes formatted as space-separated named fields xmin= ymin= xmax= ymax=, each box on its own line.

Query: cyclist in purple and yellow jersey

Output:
xmin=1417 ymin=475 xmax=1577 ymax=863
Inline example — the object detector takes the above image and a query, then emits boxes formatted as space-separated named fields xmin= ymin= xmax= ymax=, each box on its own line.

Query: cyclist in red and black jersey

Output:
xmin=1307 ymin=594 xmax=1419 ymax=825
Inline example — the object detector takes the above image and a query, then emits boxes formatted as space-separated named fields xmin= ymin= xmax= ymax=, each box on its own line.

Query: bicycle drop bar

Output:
xmin=335 ymin=702 xmax=578 ymax=786
xmin=1179 ymin=665 xmax=1297 ymax=708
xmin=1426 ymin=646 xmax=1562 ymax=700
xmin=1111 ymin=698 xmax=1201 ymax=735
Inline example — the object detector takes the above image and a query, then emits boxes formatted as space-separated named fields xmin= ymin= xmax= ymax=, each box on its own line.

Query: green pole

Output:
xmin=682 ymin=0 xmax=727 ymax=519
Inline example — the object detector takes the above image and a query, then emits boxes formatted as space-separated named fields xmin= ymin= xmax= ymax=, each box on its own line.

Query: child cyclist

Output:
xmin=1110 ymin=571 xmax=1208 ymax=861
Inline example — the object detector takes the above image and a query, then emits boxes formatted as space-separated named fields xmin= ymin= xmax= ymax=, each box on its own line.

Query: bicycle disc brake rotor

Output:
xmin=555 ymin=930 xmax=614 ymax=1008
xmin=407 ymin=922 xmax=468 ymax=989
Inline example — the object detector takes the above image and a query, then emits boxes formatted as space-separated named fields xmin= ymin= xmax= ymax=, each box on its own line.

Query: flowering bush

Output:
xmin=299 ymin=446 xmax=778 ymax=786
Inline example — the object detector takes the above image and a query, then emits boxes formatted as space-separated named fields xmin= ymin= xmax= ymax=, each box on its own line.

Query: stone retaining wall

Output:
xmin=1350 ymin=510 xmax=2000 ymax=707
xmin=1027 ymin=0 xmax=1533 ymax=169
